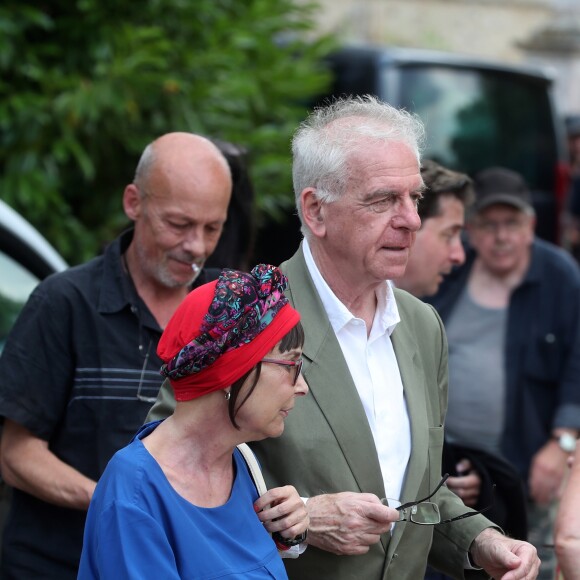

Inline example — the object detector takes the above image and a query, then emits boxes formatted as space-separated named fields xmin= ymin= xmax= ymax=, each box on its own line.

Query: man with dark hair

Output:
xmin=394 ymin=159 xmax=474 ymax=298
xmin=417 ymin=160 xmax=474 ymax=219
xmin=395 ymin=161 xmax=482 ymax=508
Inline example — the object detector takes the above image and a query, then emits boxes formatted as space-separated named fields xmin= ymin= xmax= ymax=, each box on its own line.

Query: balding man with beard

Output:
xmin=0 ymin=133 xmax=232 ymax=579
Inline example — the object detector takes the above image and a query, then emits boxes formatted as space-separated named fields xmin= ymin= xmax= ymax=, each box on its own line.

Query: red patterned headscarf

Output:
xmin=157 ymin=264 xmax=300 ymax=401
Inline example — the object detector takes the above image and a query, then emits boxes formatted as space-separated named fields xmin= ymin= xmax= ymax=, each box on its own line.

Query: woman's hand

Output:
xmin=254 ymin=485 xmax=309 ymax=543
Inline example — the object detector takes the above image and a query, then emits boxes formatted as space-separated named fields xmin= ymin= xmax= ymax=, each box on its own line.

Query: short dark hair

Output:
xmin=418 ymin=159 xmax=475 ymax=222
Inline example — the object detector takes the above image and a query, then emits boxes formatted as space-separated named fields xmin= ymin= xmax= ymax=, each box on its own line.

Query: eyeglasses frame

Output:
xmin=385 ymin=473 xmax=495 ymax=525
xmin=261 ymin=357 xmax=303 ymax=386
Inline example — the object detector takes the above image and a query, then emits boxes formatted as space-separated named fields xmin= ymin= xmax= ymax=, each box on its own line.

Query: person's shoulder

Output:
xmin=394 ymin=286 xmax=435 ymax=311
xmin=534 ymin=237 xmax=576 ymax=265
xmin=280 ymin=247 xmax=303 ymax=277
xmin=97 ymin=439 xmax=151 ymax=497
xmin=532 ymin=238 xmax=580 ymax=282
xmin=394 ymin=287 xmax=443 ymax=327
xmin=36 ymin=254 xmax=106 ymax=297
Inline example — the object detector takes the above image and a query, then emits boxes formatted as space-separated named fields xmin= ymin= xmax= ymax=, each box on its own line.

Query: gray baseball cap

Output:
xmin=472 ymin=167 xmax=532 ymax=213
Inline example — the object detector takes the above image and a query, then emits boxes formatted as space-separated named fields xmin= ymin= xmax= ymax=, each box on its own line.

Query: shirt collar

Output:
xmin=97 ymin=229 xmax=163 ymax=332
xmin=98 ymin=229 xmax=135 ymax=315
xmin=302 ymin=238 xmax=400 ymax=337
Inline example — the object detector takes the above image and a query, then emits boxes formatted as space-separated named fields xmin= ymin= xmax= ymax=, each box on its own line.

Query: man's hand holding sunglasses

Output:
xmin=303 ymin=492 xmax=400 ymax=556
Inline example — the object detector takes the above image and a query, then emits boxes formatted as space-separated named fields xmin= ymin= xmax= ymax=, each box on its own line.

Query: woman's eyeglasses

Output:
xmin=262 ymin=358 xmax=303 ymax=386
xmin=382 ymin=473 xmax=495 ymax=525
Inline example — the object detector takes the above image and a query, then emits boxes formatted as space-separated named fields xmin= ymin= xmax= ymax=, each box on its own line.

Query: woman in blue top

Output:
xmin=79 ymin=265 xmax=309 ymax=579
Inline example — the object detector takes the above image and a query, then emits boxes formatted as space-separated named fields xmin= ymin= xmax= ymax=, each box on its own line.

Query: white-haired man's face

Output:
xmin=304 ymin=139 xmax=423 ymax=292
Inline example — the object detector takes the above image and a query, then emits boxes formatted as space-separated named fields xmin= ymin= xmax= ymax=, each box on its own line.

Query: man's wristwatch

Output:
xmin=553 ymin=432 xmax=577 ymax=453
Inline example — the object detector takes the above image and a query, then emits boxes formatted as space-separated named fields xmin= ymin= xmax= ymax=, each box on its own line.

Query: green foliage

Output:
xmin=0 ymin=0 xmax=333 ymax=263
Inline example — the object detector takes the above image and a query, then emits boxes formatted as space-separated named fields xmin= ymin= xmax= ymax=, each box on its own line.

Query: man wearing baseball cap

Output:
xmin=429 ymin=166 xmax=580 ymax=579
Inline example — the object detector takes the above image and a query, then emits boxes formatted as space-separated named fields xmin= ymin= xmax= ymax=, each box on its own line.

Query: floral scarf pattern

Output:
xmin=160 ymin=264 xmax=289 ymax=380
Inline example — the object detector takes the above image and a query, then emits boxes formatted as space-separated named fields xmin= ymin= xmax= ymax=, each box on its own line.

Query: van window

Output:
xmin=253 ymin=49 xmax=566 ymax=265
xmin=393 ymin=65 xmax=558 ymax=194
xmin=378 ymin=63 xmax=560 ymax=241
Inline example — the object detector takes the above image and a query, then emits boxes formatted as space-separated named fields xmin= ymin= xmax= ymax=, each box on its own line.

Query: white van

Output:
xmin=254 ymin=45 xmax=569 ymax=266
xmin=0 ymin=199 xmax=67 ymax=352
xmin=321 ymin=45 xmax=569 ymax=243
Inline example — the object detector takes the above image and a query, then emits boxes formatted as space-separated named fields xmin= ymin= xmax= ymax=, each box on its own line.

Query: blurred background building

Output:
xmin=299 ymin=0 xmax=580 ymax=117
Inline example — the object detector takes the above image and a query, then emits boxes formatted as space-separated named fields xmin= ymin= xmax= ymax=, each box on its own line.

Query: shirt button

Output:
xmin=545 ymin=333 xmax=556 ymax=343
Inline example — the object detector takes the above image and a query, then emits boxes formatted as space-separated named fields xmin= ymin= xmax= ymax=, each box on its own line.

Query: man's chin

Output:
xmin=423 ymin=285 xmax=439 ymax=298
xmin=157 ymin=270 xmax=197 ymax=290
xmin=384 ymin=267 xmax=409 ymax=282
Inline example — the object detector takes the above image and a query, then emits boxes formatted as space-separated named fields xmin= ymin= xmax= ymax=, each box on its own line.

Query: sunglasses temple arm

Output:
xmin=438 ymin=499 xmax=495 ymax=525
xmin=398 ymin=473 xmax=450 ymax=511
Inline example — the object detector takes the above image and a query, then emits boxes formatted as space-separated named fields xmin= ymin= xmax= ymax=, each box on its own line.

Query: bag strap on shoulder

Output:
xmin=237 ymin=443 xmax=267 ymax=496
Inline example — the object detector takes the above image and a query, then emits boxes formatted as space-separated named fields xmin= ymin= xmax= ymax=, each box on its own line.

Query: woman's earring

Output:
xmin=224 ymin=391 xmax=231 ymax=401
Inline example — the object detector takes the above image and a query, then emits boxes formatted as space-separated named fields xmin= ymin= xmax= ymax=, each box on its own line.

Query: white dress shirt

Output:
xmin=302 ymin=239 xmax=411 ymax=501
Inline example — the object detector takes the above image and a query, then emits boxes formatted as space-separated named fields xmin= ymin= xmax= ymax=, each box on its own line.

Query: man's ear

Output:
xmin=301 ymin=188 xmax=326 ymax=237
xmin=123 ymin=184 xmax=142 ymax=222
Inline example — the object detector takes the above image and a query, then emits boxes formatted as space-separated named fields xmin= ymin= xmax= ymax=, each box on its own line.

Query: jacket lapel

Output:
xmin=387 ymin=310 xmax=430 ymax=555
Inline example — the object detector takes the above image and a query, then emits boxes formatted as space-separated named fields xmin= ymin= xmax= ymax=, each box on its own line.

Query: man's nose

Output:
xmin=394 ymin=197 xmax=421 ymax=231
xmin=450 ymin=237 xmax=466 ymax=266
xmin=181 ymin=228 xmax=206 ymax=257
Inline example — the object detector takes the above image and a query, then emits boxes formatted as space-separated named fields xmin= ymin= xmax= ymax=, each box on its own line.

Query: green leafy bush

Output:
xmin=0 ymin=0 xmax=332 ymax=263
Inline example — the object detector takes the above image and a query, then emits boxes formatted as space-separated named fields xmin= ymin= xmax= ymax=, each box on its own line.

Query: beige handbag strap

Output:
xmin=237 ymin=443 xmax=267 ymax=496
xmin=237 ymin=443 xmax=303 ymax=555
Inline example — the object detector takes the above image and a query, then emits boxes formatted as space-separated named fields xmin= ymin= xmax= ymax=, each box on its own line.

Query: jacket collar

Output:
xmin=97 ymin=229 xmax=137 ymax=316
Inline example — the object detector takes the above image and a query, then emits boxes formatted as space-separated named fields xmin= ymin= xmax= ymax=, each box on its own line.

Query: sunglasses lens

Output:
xmin=410 ymin=502 xmax=440 ymax=525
